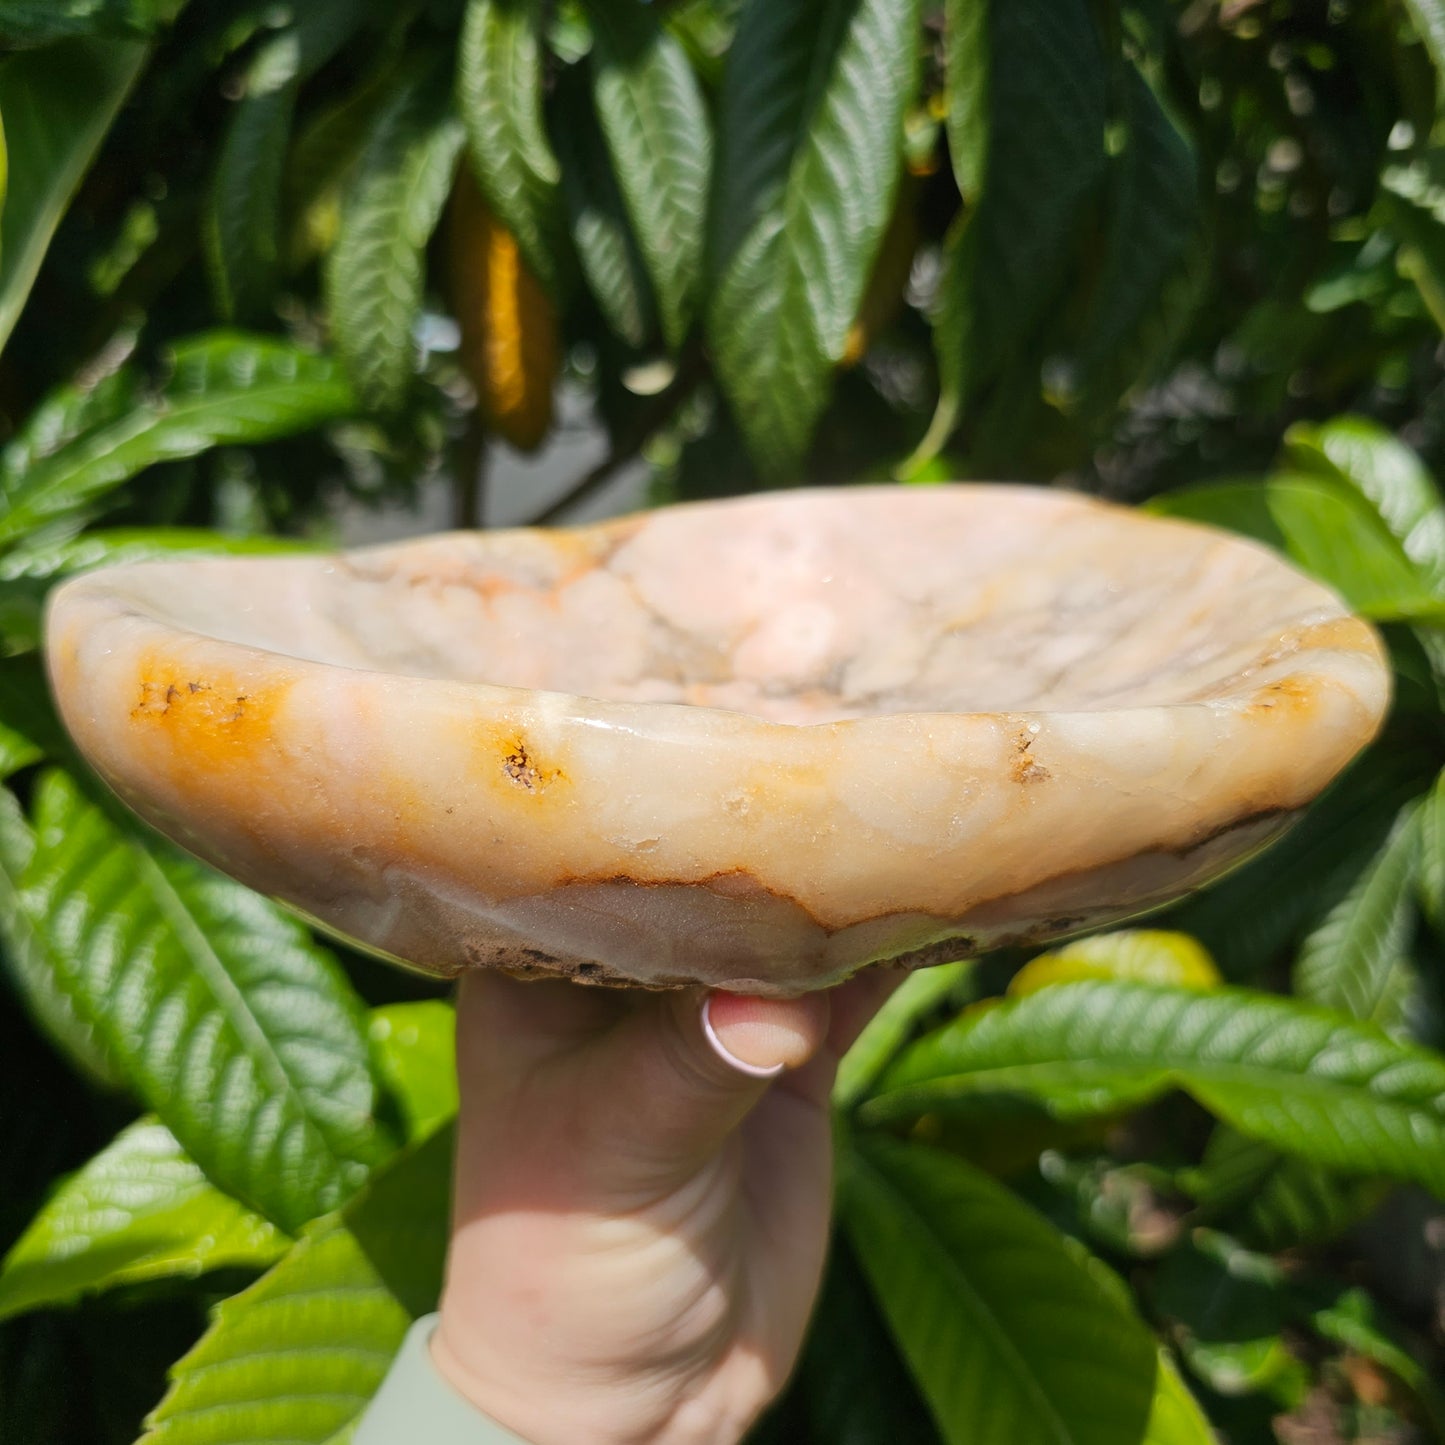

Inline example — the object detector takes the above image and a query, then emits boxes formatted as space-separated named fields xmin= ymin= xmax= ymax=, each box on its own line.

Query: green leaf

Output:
xmin=1065 ymin=65 xmax=1205 ymax=417
xmin=0 ymin=662 xmax=41 ymax=776
xmin=1148 ymin=475 xmax=1445 ymax=623
xmin=1293 ymin=800 xmax=1421 ymax=1030
xmin=327 ymin=54 xmax=464 ymax=412
xmin=456 ymin=0 xmax=566 ymax=297
xmin=1142 ymin=1351 xmax=1215 ymax=1445
xmin=141 ymin=1128 xmax=452 ymax=1445
xmin=0 ymin=631 xmax=59 ymax=732
xmin=0 ymin=528 xmax=305 ymax=658
xmin=910 ymin=0 xmax=1107 ymax=470
xmin=1182 ymin=1129 xmax=1385 ymax=1252
xmin=1151 ymin=1234 xmax=1307 ymax=1402
xmin=0 ymin=0 xmax=178 ymax=44
xmin=834 ymin=960 xmax=975 ymax=1110
xmin=863 ymin=980 xmax=1445 ymax=1196
xmin=208 ymin=0 xmax=367 ymax=320
xmin=0 ymin=784 xmax=127 ymax=1089
xmin=0 ymin=1117 xmax=287 ymax=1323
xmin=706 ymin=0 xmax=921 ymax=473
xmin=0 ymin=37 xmax=147 ymax=355
xmin=341 ymin=1124 xmax=451 ymax=1321
xmin=1 ymin=524 xmax=308 ymax=579
xmin=1166 ymin=746 xmax=1436 ymax=981
xmin=11 ymin=767 xmax=387 ymax=1231
xmin=1380 ymin=150 xmax=1445 ymax=332
xmin=797 ymin=1234 xmax=944 ymax=1443
xmin=1309 ymin=1285 xmax=1445 ymax=1435
xmin=1419 ymin=766 xmax=1445 ymax=933
xmin=840 ymin=1132 xmax=1157 ymax=1445
xmin=556 ymin=76 xmax=656 ymax=349
xmin=0 ymin=334 xmax=356 ymax=548
xmin=368 ymin=1002 xmax=457 ymax=1143
xmin=284 ymin=55 xmax=402 ymax=270
xmin=586 ymin=0 xmax=709 ymax=350
xmin=1240 ymin=1154 xmax=1385 ymax=1252
xmin=1009 ymin=931 xmax=1221 ymax=996
xmin=0 ymin=718 xmax=37 ymax=779
xmin=1283 ymin=417 xmax=1445 ymax=594
xmin=0 ymin=361 xmax=138 ymax=479
xmin=206 ymin=44 xmax=297 ymax=323
xmin=1401 ymin=0 xmax=1445 ymax=101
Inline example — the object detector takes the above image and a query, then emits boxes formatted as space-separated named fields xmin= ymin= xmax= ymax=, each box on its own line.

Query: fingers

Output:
xmin=449 ymin=967 xmax=905 ymax=1207
xmin=587 ymin=988 xmax=831 ymax=1193
xmin=827 ymin=967 xmax=909 ymax=1056
xmin=701 ymin=991 xmax=823 ymax=1077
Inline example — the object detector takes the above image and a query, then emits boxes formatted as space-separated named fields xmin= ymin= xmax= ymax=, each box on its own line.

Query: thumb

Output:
xmin=589 ymin=988 xmax=831 ymax=1191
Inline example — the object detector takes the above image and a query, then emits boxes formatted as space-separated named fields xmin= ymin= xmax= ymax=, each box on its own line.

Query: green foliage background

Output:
xmin=2 ymin=1 xmax=1445 ymax=1442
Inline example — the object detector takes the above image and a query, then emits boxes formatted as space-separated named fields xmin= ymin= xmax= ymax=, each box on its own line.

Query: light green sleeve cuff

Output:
xmin=351 ymin=1315 xmax=532 ymax=1445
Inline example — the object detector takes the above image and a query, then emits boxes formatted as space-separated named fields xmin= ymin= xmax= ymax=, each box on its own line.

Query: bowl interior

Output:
xmin=114 ymin=486 xmax=1336 ymax=725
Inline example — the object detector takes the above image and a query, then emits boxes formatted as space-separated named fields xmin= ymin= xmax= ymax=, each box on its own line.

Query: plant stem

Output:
xmin=530 ymin=345 xmax=707 ymax=527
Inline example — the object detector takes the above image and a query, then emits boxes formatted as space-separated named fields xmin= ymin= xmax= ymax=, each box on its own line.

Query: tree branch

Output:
xmin=528 ymin=346 xmax=708 ymax=527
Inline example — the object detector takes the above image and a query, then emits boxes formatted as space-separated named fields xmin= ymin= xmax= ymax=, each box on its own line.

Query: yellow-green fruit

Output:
xmin=448 ymin=167 xmax=557 ymax=452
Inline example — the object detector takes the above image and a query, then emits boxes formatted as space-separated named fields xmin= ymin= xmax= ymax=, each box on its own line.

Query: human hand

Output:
xmin=430 ymin=969 xmax=897 ymax=1445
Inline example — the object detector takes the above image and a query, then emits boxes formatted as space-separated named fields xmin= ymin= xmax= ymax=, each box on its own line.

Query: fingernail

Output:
xmin=701 ymin=995 xmax=786 ymax=1079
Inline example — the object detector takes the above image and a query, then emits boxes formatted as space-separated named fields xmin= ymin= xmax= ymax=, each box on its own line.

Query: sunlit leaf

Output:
xmin=368 ymin=1002 xmax=456 ymax=1144
xmin=141 ymin=1128 xmax=452 ymax=1445
xmin=0 ymin=783 xmax=125 ymax=1089
xmin=863 ymin=980 xmax=1445 ymax=1196
xmin=8 ymin=768 xmax=388 ymax=1231
xmin=1148 ymin=475 xmax=1445 ymax=622
xmin=0 ymin=334 xmax=356 ymax=548
xmin=0 ymin=1117 xmax=287 ymax=1322
xmin=1399 ymin=1 xmax=1445 ymax=108
xmin=1142 ymin=1351 xmax=1215 ymax=1445
xmin=841 ymin=1132 xmax=1157 ymax=1445
xmin=1284 ymin=416 xmax=1445 ymax=594
xmin=1293 ymin=800 xmax=1421 ymax=1031
xmin=834 ymin=960 xmax=974 ymax=1110
xmin=1167 ymin=746 xmax=1435 ymax=981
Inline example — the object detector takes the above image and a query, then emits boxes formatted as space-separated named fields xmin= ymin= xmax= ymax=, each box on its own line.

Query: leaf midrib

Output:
xmin=0 ymin=370 xmax=348 ymax=535
xmin=597 ymin=17 xmax=698 ymax=264
xmin=867 ymin=1050 xmax=1445 ymax=1124
xmin=127 ymin=842 xmax=330 ymax=1160
xmin=850 ymin=1145 xmax=1076 ymax=1445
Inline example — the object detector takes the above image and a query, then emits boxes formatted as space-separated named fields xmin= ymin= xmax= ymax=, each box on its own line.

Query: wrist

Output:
xmin=428 ymin=1309 xmax=757 ymax=1445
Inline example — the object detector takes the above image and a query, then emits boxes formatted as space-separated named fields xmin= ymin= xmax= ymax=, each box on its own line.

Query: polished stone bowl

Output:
xmin=45 ymin=485 xmax=1390 ymax=994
